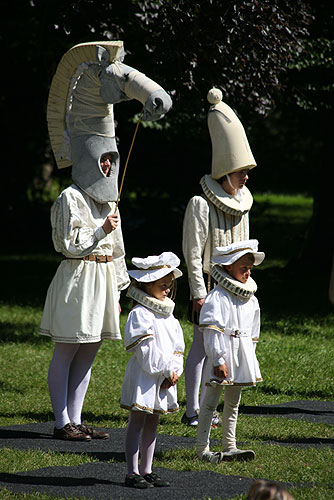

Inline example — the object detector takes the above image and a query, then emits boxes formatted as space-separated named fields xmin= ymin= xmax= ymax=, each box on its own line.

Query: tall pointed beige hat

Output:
xmin=207 ymin=88 xmax=256 ymax=179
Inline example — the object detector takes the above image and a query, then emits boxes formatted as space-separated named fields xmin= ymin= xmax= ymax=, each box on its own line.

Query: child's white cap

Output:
xmin=128 ymin=252 xmax=183 ymax=282
xmin=212 ymin=239 xmax=265 ymax=266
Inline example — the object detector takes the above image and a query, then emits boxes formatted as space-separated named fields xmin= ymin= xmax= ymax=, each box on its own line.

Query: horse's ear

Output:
xmin=96 ymin=45 xmax=110 ymax=65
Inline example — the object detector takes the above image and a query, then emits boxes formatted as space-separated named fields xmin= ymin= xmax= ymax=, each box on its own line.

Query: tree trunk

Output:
xmin=296 ymin=110 xmax=333 ymax=298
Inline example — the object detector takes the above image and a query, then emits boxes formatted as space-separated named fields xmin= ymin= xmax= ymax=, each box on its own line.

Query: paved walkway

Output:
xmin=0 ymin=400 xmax=332 ymax=499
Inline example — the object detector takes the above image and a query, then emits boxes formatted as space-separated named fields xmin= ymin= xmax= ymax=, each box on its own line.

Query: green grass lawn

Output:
xmin=0 ymin=193 xmax=333 ymax=499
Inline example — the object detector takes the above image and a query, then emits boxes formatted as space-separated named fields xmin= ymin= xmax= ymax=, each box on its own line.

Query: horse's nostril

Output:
xmin=154 ymin=97 xmax=163 ymax=109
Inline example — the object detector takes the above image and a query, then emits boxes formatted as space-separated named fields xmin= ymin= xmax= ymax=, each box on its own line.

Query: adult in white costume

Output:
xmin=196 ymin=240 xmax=264 ymax=463
xmin=120 ymin=252 xmax=184 ymax=489
xmin=182 ymin=87 xmax=257 ymax=426
xmin=39 ymin=42 xmax=172 ymax=441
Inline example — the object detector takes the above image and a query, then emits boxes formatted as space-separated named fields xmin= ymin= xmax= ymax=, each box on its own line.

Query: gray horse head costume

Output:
xmin=47 ymin=41 xmax=172 ymax=203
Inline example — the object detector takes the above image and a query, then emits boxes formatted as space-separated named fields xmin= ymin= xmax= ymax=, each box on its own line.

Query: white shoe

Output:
xmin=211 ymin=410 xmax=221 ymax=428
xmin=222 ymin=448 xmax=255 ymax=461
xmin=199 ymin=450 xmax=224 ymax=464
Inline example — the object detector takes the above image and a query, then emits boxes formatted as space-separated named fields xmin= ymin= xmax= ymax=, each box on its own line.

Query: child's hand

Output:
xmin=102 ymin=214 xmax=119 ymax=234
xmin=214 ymin=364 xmax=228 ymax=379
xmin=169 ymin=371 xmax=179 ymax=386
xmin=193 ymin=298 xmax=205 ymax=313
xmin=161 ymin=378 xmax=172 ymax=389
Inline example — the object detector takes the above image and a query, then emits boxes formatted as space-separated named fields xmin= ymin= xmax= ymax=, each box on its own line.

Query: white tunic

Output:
xmin=39 ymin=184 xmax=130 ymax=343
xmin=182 ymin=176 xmax=251 ymax=300
xmin=199 ymin=286 xmax=262 ymax=386
xmin=120 ymin=305 xmax=185 ymax=414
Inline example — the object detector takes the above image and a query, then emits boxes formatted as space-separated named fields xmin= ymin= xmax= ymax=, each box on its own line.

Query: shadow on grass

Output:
xmin=82 ymin=412 xmax=128 ymax=428
xmin=238 ymin=404 xmax=334 ymax=418
xmin=0 ymin=322 xmax=47 ymax=344
xmin=0 ymin=411 xmax=128 ymax=428
xmin=256 ymin=385 xmax=331 ymax=399
xmin=0 ymin=412 xmax=54 ymax=422
xmin=257 ymin=436 xmax=334 ymax=448
xmin=0 ymin=381 xmax=25 ymax=394
xmin=0 ymin=473 xmax=120 ymax=487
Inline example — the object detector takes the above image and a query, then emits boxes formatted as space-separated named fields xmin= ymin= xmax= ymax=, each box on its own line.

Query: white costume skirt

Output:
xmin=207 ymin=335 xmax=262 ymax=387
xmin=39 ymin=259 xmax=120 ymax=343
xmin=121 ymin=355 xmax=179 ymax=415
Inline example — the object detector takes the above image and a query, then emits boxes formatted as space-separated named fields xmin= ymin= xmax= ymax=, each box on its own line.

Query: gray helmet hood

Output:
xmin=71 ymin=135 xmax=119 ymax=204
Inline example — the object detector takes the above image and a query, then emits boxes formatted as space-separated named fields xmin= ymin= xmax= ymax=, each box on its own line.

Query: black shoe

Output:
xmin=125 ymin=473 xmax=153 ymax=489
xmin=77 ymin=423 xmax=109 ymax=440
xmin=53 ymin=423 xmax=91 ymax=441
xmin=181 ymin=410 xmax=199 ymax=426
xmin=143 ymin=472 xmax=170 ymax=487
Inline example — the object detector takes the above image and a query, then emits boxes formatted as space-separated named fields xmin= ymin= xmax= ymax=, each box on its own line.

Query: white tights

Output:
xmin=196 ymin=385 xmax=242 ymax=455
xmin=125 ymin=410 xmax=160 ymax=476
xmin=48 ymin=341 xmax=102 ymax=429
xmin=184 ymin=324 xmax=209 ymax=416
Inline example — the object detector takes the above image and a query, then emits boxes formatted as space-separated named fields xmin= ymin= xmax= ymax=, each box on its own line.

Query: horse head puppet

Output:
xmin=47 ymin=41 xmax=172 ymax=203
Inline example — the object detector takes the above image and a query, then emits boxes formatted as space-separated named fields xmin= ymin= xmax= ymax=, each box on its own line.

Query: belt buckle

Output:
xmin=231 ymin=330 xmax=240 ymax=338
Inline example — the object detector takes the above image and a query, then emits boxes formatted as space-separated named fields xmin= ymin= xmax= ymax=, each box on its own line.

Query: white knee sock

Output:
xmin=196 ymin=385 xmax=242 ymax=456
xmin=221 ymin=386 xmax=242 ymax=452
xmin=196 ymin=385 xmax=222 ymax=456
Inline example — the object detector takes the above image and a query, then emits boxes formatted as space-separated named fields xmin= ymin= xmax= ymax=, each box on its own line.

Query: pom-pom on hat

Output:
xmin=212 ymin=240 xmax=265 ymax=267
xmin=207 ymin=87 xmax=257 ymax=179
xmin=128 ymin=252 xmax=183 ymax=282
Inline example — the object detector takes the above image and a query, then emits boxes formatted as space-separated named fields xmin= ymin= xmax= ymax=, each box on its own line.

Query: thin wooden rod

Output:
xmin=114 ymin=106 xmax=145 ymax=213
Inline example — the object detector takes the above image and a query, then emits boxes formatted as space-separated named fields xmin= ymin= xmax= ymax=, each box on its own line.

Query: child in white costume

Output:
xmin=120 ymin=252 xmax=185 ymax=489
xmin=182 ymin=87 xmax=257 ymax=427
xmin=196 ymin=240 xmax=264 ymax=463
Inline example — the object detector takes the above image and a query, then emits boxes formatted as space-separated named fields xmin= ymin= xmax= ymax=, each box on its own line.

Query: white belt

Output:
xmin=224 ymin=329 xmax=250 ymax=338
xmin=224 ymin=329 xmax=251 ymax=366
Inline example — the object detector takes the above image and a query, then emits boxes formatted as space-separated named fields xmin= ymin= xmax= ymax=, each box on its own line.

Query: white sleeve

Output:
xmin=134 ymin=318 xmax=185 ymax=379
xmin=125 ymin=307 xmax=175 ymax=379
xmin=199 ymin=289 xmax=229 ymax=330
xmin=200 ymin=289 xmax=229 ymax=365
xmin=171 ymin=319 xmax=185 ymax=376
xmin=51 ymin=189 xmax=105 ymax=257
xmin=134 ymin=338 xmax=174 ymax=379
xmin=182 ymin=196 xmax=209 ymax=299
xmin=111 ymin=209 xmax=130 ymax=291
xmin=203 ymin=328 xmax=227 ymax=366
xmin=124 ymin=307 xmax=154 ymax=350
xmin=251 ymin=297 xmax=261 ymax=349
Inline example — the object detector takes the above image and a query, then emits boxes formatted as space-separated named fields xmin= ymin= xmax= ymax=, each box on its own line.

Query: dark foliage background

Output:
xmin=0 ymin=0 xmax=333 ymax=276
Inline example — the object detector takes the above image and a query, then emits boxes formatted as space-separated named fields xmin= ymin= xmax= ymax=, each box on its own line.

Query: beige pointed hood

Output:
xmin=207 ymin=88 xmax=256 ymax=179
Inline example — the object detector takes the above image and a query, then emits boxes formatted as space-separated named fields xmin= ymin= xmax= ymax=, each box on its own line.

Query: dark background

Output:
xmin=0 ymin=0 xmax=333 ymax=285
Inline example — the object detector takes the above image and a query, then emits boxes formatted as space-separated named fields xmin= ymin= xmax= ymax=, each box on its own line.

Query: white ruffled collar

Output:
xmin=200 ymin=174 xmax=253 ymax=216
xmin=126 ymin=283 xmax=175 ymax=317
xmin=211 ymin=265 xmax=257 ymax=299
